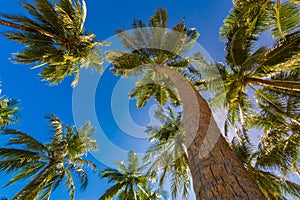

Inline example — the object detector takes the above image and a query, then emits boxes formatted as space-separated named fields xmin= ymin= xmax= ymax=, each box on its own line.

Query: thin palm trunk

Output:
xmin=157 ymin=65 xmax=266 ymax=199
xmin=0 ymin=19 xmax=64 ymax=41
xmin=245 ymin=77 xmax=300 ymax=92
xmin=12 ymin=163 xmax=52 ymax=200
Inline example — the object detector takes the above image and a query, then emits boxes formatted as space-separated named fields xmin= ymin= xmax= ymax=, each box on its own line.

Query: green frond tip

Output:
xmin=150 ymin=8 xmax=168 ymax=28
xmin=0 ymin=96 xmax=19 ymax=128
xmin=271 ymin=1 xmax=300 ymax=40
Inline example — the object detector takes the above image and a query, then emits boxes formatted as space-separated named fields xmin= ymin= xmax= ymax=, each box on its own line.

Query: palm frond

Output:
xmin=0 ymin=97 xmax=19 ymax=128
xmin=1 ymin=0 xmax=105 ymax=86
xmin=271 ymin=1 xmax=300 ymax=40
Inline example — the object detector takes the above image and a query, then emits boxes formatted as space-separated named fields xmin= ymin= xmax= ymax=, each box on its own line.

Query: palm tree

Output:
xmin=144 ymin=107 xmax=191 ymax=200
xmin=0 ymin=114 xmax=98 ymax=200
xmin=99 ymin=151 xmax=165 ymax=200
xmin=231 ymin=137 xmax=300 ymax=199
xmin=217 ymin=0 xmax=300 ymax=139
xmin=107 ymin=8 xmax=265 ymax=199
xmin=0 ymin=0 xmax=106 ymax=86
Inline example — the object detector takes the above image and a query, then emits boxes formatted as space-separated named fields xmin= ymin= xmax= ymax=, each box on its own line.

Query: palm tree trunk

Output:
xmin=245 ymin=77 xmax=300 ymax=92
xmin=157 ymin=65 xmax=266 ymax=199
xmin=12 ymin=163 xmax=52 ymax=200
xmin=0 ymin=19 xmax=64 ymax=41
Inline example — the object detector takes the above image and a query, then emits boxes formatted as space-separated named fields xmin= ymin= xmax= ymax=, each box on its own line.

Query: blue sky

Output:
xmin=0 ymin=0 xmax=233 ymax=199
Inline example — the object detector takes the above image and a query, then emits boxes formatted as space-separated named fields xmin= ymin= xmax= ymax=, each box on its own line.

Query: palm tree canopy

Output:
xmin=215 ymin=0 xmax=300 ymax=139
xmin=0 ymin=114 xmax=98 ymax=200
xmin=0 ymin=0 xmax=107 ymax=86
xmin=99 ymin=151 xmax=164 ymax=200
xmin=106 ymin=8 xmax=202 ymax=107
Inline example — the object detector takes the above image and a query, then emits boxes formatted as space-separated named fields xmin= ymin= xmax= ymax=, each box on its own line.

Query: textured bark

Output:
xmin=245 ymin=77 xmax=300 ymax=92
xmin=158 ymin=66 xmax=266 ymax=200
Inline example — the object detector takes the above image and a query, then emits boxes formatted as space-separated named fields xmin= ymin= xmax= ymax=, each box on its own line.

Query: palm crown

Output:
xmin=0 ymin=0 xmax=106 ymax=86
xmin=107 ymin=8 xmax=201 ymax=107
xmin=0 ymin=114 xmax=98 ymax=199
xmin=99 ymin=151 xmax=165 ymax=200
xmin=214 ymin=0 xmax=300 ymax=140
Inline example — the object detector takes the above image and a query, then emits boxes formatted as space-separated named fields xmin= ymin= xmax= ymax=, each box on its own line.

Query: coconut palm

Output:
xmin=0 ymin=114 xmax=98 ymax=200
xmin=217 ymin=0 xmax=300 ymax=139
xmin=144 ymin=107 xmax=191 ymax=200
xmin=231 ymin=137 xmax=300 ymax=199
xmin=107 ymin=8 xmax=265 ymax=199
xmin=99 ymin=151 xmax=165 ymax=200
xmin=0 ymin=0 xmax=106 ymax=86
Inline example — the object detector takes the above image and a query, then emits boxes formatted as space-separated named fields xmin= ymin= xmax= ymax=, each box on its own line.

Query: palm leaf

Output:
xmin=271 ymin=1 xmax=300 ymax=40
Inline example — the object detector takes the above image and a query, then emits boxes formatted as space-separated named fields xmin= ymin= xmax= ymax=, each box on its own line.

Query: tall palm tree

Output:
xmin=99 ymin=151 xmax=165 ymax=200
xmin=0 ymin=0 xmax=106 ymax=86
xmin=217 ymin=0 xmax=300 ymax=139
xmin=107 ymin=8 xmax=265 ymax=199
xmin=144 ymin=107 xmax=191 ymax=200
xmin=0 ymin=114 xmax=98 ymax=200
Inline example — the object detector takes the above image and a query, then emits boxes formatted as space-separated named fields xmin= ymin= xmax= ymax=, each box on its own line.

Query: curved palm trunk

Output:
xmin=0 ymin=19 xmax=64 ymax=41
xmin=245 ymin=77 xmax=300 ymax=92
xmin=157 ymin=66 xmax=266 ymax=199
